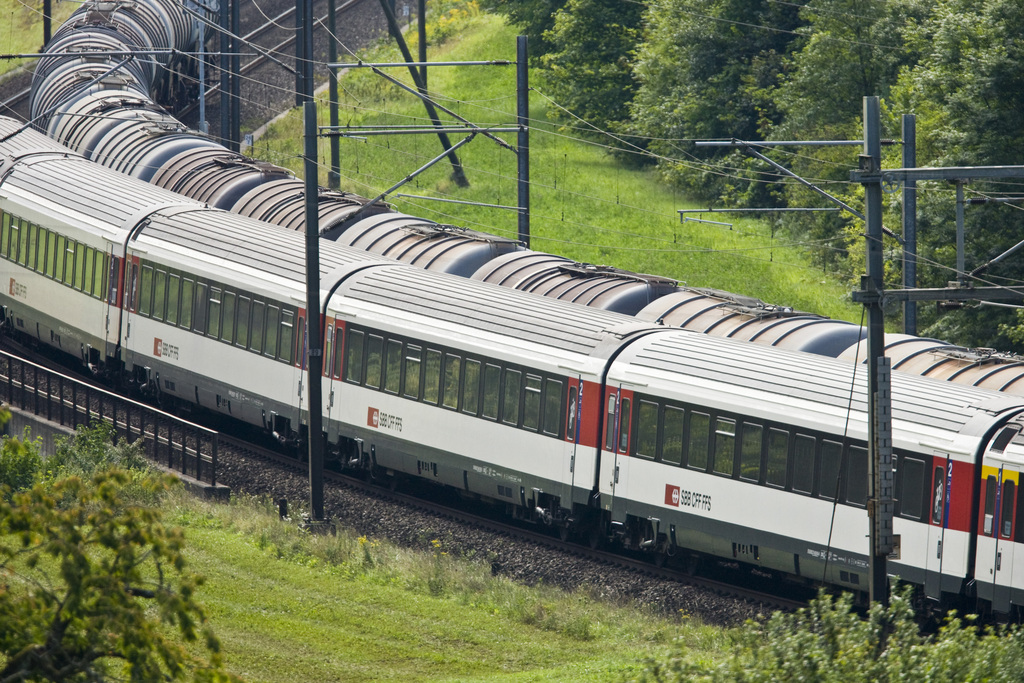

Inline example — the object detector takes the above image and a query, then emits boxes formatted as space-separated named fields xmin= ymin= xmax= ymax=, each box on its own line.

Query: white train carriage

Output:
xmin=597 ymin=329 xmax=1024 ymax=607
xmin=320 ymin=262 xmax=646 ymax=524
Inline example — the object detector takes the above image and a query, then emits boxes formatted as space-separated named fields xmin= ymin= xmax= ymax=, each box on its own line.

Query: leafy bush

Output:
xmin=631 ymin=587 xmax=1024 ymax=682
xmin=47 ymin=421 xmax=147 ymax=478
xmin=0 ymin=427 xmax=43 ymax=495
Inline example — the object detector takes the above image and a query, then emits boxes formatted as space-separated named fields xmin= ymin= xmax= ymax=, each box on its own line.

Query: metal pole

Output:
xmin=296 ymin=0 xmax=306 ymax=105
xmin=956 ymin=181 xmax=966 ymax=281
xmin=220 ymin=0 xmax=229 ymax=143
xmin=231 ymin=0 xmax=240 ymax=150
xmin=902 ymin=114 xmax=917 ymax=334
xmin=862 ymin=96 xmax=893 ymax=607
xmin=198 ymin=16 xmax=208 ymax=134
xmin=328 ymin=0 xmax=340 ymax=189
xmin=303 ymin=101 xmax=324 ymax=522
xmin=418 ymin=0 xmax=426 ymax=88
xmin=517 ymin=35 xmax=529 ymax=247
xmin=43 ymin=0 xmax=51 ymax=44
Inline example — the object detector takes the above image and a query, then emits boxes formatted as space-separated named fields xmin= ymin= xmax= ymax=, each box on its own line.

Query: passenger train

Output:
xmin=4 ymin=119 xmax=1024 ymax=618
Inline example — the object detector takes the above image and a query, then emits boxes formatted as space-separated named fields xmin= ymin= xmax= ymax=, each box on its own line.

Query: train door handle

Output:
xmin=614 ymin=466 xmax=619 ymax=484
xmin=997 ymin=551 xmax=1002 ymax=571
xmin=936 ymin=540 xmax=941 ymax=559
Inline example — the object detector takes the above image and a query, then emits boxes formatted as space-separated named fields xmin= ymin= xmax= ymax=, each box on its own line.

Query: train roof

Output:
xmin=617 ymin=330 xmax=1024 ymax=436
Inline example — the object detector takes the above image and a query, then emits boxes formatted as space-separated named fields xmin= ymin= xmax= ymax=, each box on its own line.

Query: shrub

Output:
xmin=0 ymin=427 xmax=43 ymax=495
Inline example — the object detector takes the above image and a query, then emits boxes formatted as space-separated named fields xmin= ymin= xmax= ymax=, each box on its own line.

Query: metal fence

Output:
xmin=0 ymin=350 xmax=218 ymax=485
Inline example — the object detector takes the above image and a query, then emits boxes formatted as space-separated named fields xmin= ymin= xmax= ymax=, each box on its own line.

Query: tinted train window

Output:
xmin=688 ymin=412 xmax=710 ymax=471
xmin=463 ymin=359 xmax=481 ymax=415
xmin=331 ymin=327 xmax=343 ymax=378
xmin=932 ymin=466 xmax=945 ymax=524
xmin=662 ymin=406 xmax=684 ymax=465
xmin=280 ymin=310 xmax=295 ymax=364
xmin=502 ymin=369 xmax=522 ymax=426
xmin=7 ymin=220 xmax=18 ymax=262
xmin=249 ymin=300 xmax=265 ymax=353
xmin=847 ymin=446 xmax=868 ymax=506
xmin=207 ymin=287 xmax=222 ymax=338
xmin=264 ymin=306 xmax=280 ymax=358
xmin=740 ymin=423 xmax=762 ymax=482
xmin=618 ymin=398 xmax=631 ymax=453
xmin=221 ymin=291 xmax=236 ymax=344
xmin=152 ymin=270 xmax=167 ymax=320
xmin=74 ymin=243 xmax=86 ymax=290
xmin=566 ymin=385 xmax=578 ymax=437
xmin=713 ymin=417 xmax=735 ymax=476
xmin=0 ymin=213 xmax=9 ymax=257
xmin=766 ymin=429 xmax=788 ymax=487
xmin=635 ymin=400 xmax=658 ymax=460
xmin=54 ymin=235 xmax=67 ymax=282
xmin=83 ymin=247 xmax=95 ymax=295
xmin=1002 ymin=480 xmax=1015 ymax=538
xmin=44 ymin=230 xmax=55 ymax=276
xmin=365 ymin=335 xmax=383 ymax=389
xmin=404 ymin=345 xmax=422 ymax=399
xmin=985 ymin=475 xmax=998 ymax=536
xmin=161 ymin=273 xmax=178 ymax=324
xmin=384 ymin=340 xmax=402 ymax=394
xmin=523 ymin=374 xmax=541 ymax=431
xmin=345 ymin=330 xmax=364 ymax=383
xmin=482 ymin=364 xmax=500 ymax=420
xmin=605 ymin=395 xmax=618 ymax=450
xmin=180 ymin=279 xmax=194 ymax=329
xmin=443 ymin=354 xmax=461 ymax=409
xmin=234 ymin=295 xmax=249 ymax=346
xmin=62 ymin=240 xmax=75 ymax=286
xmin=793 ymin=435 xmax=815 ymax=494
xmin=193 ymin=283 xmax=208 ymax=334
xmin=543 ymin=379 xmax=562 ymax=437
xmin=423 ymin=349 xmax=441 ymax=405
xmin=94 ymin=252 xmax=107 ymax=299
xmin=819 ymin=440 xmax=843 ymax=500
xmin=900 ymin=457 xmax=925 ymax=520
xmin=139 ymin=265 xmax=153 ymax=316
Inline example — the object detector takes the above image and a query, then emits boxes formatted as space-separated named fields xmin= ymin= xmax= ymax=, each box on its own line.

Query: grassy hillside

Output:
xmin=165 ymin=491 xmax=723 ymax=682
xmin=0 ymin=0 xmax=75 ymax=77
xmin=258 ymin=10 xmax=861 ymax=321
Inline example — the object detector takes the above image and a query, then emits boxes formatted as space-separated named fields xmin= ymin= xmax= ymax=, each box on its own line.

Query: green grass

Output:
xmin=0 ymin=0 xmax=75 ymax=77
xmin=165 ymin=492 xmax=729 ymax=682
xmin=255 ymin=10 xmax=861 ymax=321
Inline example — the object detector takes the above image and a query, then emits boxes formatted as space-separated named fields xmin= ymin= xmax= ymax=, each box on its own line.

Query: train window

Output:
xmin=15 ymin=220 xmax=27 ymax=266
xmin=180 ymin=278 xmax=194 ymax=329
xmin=463 ymin=359 xmax=481 ymax=415
xmin=279 ymin=310 xmax=295 ymax=365
xmin=234 ymin=295 xmax=249 ymax=346
xmin=618 ymin=398 xmax=631 ymax=453
xmin=107 ymin=255 xmax=119 ymax=305
xmin=7 ymin=220 xmax=18 ymax=262
xmin=985 ymin=475 xmax=997 ymax=536
xmin=502 ymin=369 xmax=522 ymax=426
xmin=220 ymin=291 xmax=236 ymax=344
xmin=44 ymin=230 xmax=56 ymax=277
xmin=0 ymin=213 xmax=9 ymax=258
xmin=384 ymin=340 xmax=402 ymax=394
xmin=139 ymin=265 xmax=153 ymax=317
xmin=635 ymin=400 xmax=658 ymax=460
xmin=566 ymin=385 xmax=579 ymax=438
xmin=404 ymin=344 xmax=422 ymax=399
xmin=713 ymin=418 xmax=736 ymax=476
xmin=345 ymin=329 xmax=365 ymax=383
xmin=442 ymin=354 xmax=461 ymax=410
xmin=423 ymin=349 xmax=441 ymax=405
xmin=482 ymin=363 xmax=500 ymax=420
xmin=248 ymin=300 xmax=265 ymax=353
xmin=323 ymin=325 xmax=334 ymax=377
xmin=605 ymin=395 xmax=617 ymax=450
xmin=25 ymin=223 xmax=37 ymax=270
xmin=365 ymin=335 xmax=383 ymax=389
xmin=94 ymin=252 xmax=107 ymax=300
xmin=542 ymin=378 xmax=563 ymax=437
xmin=662 ymin=406 xmax=684 ymax=465
xmin=192 ymin=282 xmax=208 ymax=334
xmin=899 ymin=457 xmax=925 ymax=520
xmin=766 ymin=429 xmax=788 ymax=488
xmin=152 ymin=270 xmax=167 ymax=320
xmin=63 ymin=240 xmax=75 ymax=286
xmin=1016 ymin=480 xmax=1024 ymax=544
xmin=1001 ymin=480 xmax=1015 ymax=538
xmin=819 ymin=440 xmax=842 ymax=500
xmin=740 ymin=423 xmax=762 ymax=482
xmin=932 ymin=466 xmax=946 ymax=524
xmin=74 ymin=243 xmax=86 ymax=290
xmin=207 ymin=287 xmax=222 ymax=338
xmin=83 ymin=247 xmax=95 ymax=294
xmin=332 ymin=327 xmax=344 ymax=379
xmin=687 ymin=412 xmax=710 ymax=471
xmin=846 ymin=446 xmax=868 ymax=506
xmin=36 ymin=227 xmax=48 ymax=273
xmin=264 ymin=306 xmax=280 ymax=358
xmin=793 ymin=435 xmax=815 ymax=494
xmin=54 ymin=235 xmax=67 ymax=282
xmin=523 ymin=375 xmax=542 ymax=431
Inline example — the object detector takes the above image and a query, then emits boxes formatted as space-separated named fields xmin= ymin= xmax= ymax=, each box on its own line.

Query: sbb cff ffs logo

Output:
xmin=367 ymin=407 xmax=380 ymax=428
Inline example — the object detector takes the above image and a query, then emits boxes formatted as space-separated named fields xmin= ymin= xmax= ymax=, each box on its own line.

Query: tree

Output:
xmin=0 ymin=427 xmax=42 ymax=497
xmin=477 ymin=0 xmax=569 ymax=58
xmin=0 ymin=469 xmax=237 ymax=682
xmin=540 ymin=0 xmax=646 ymax=134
